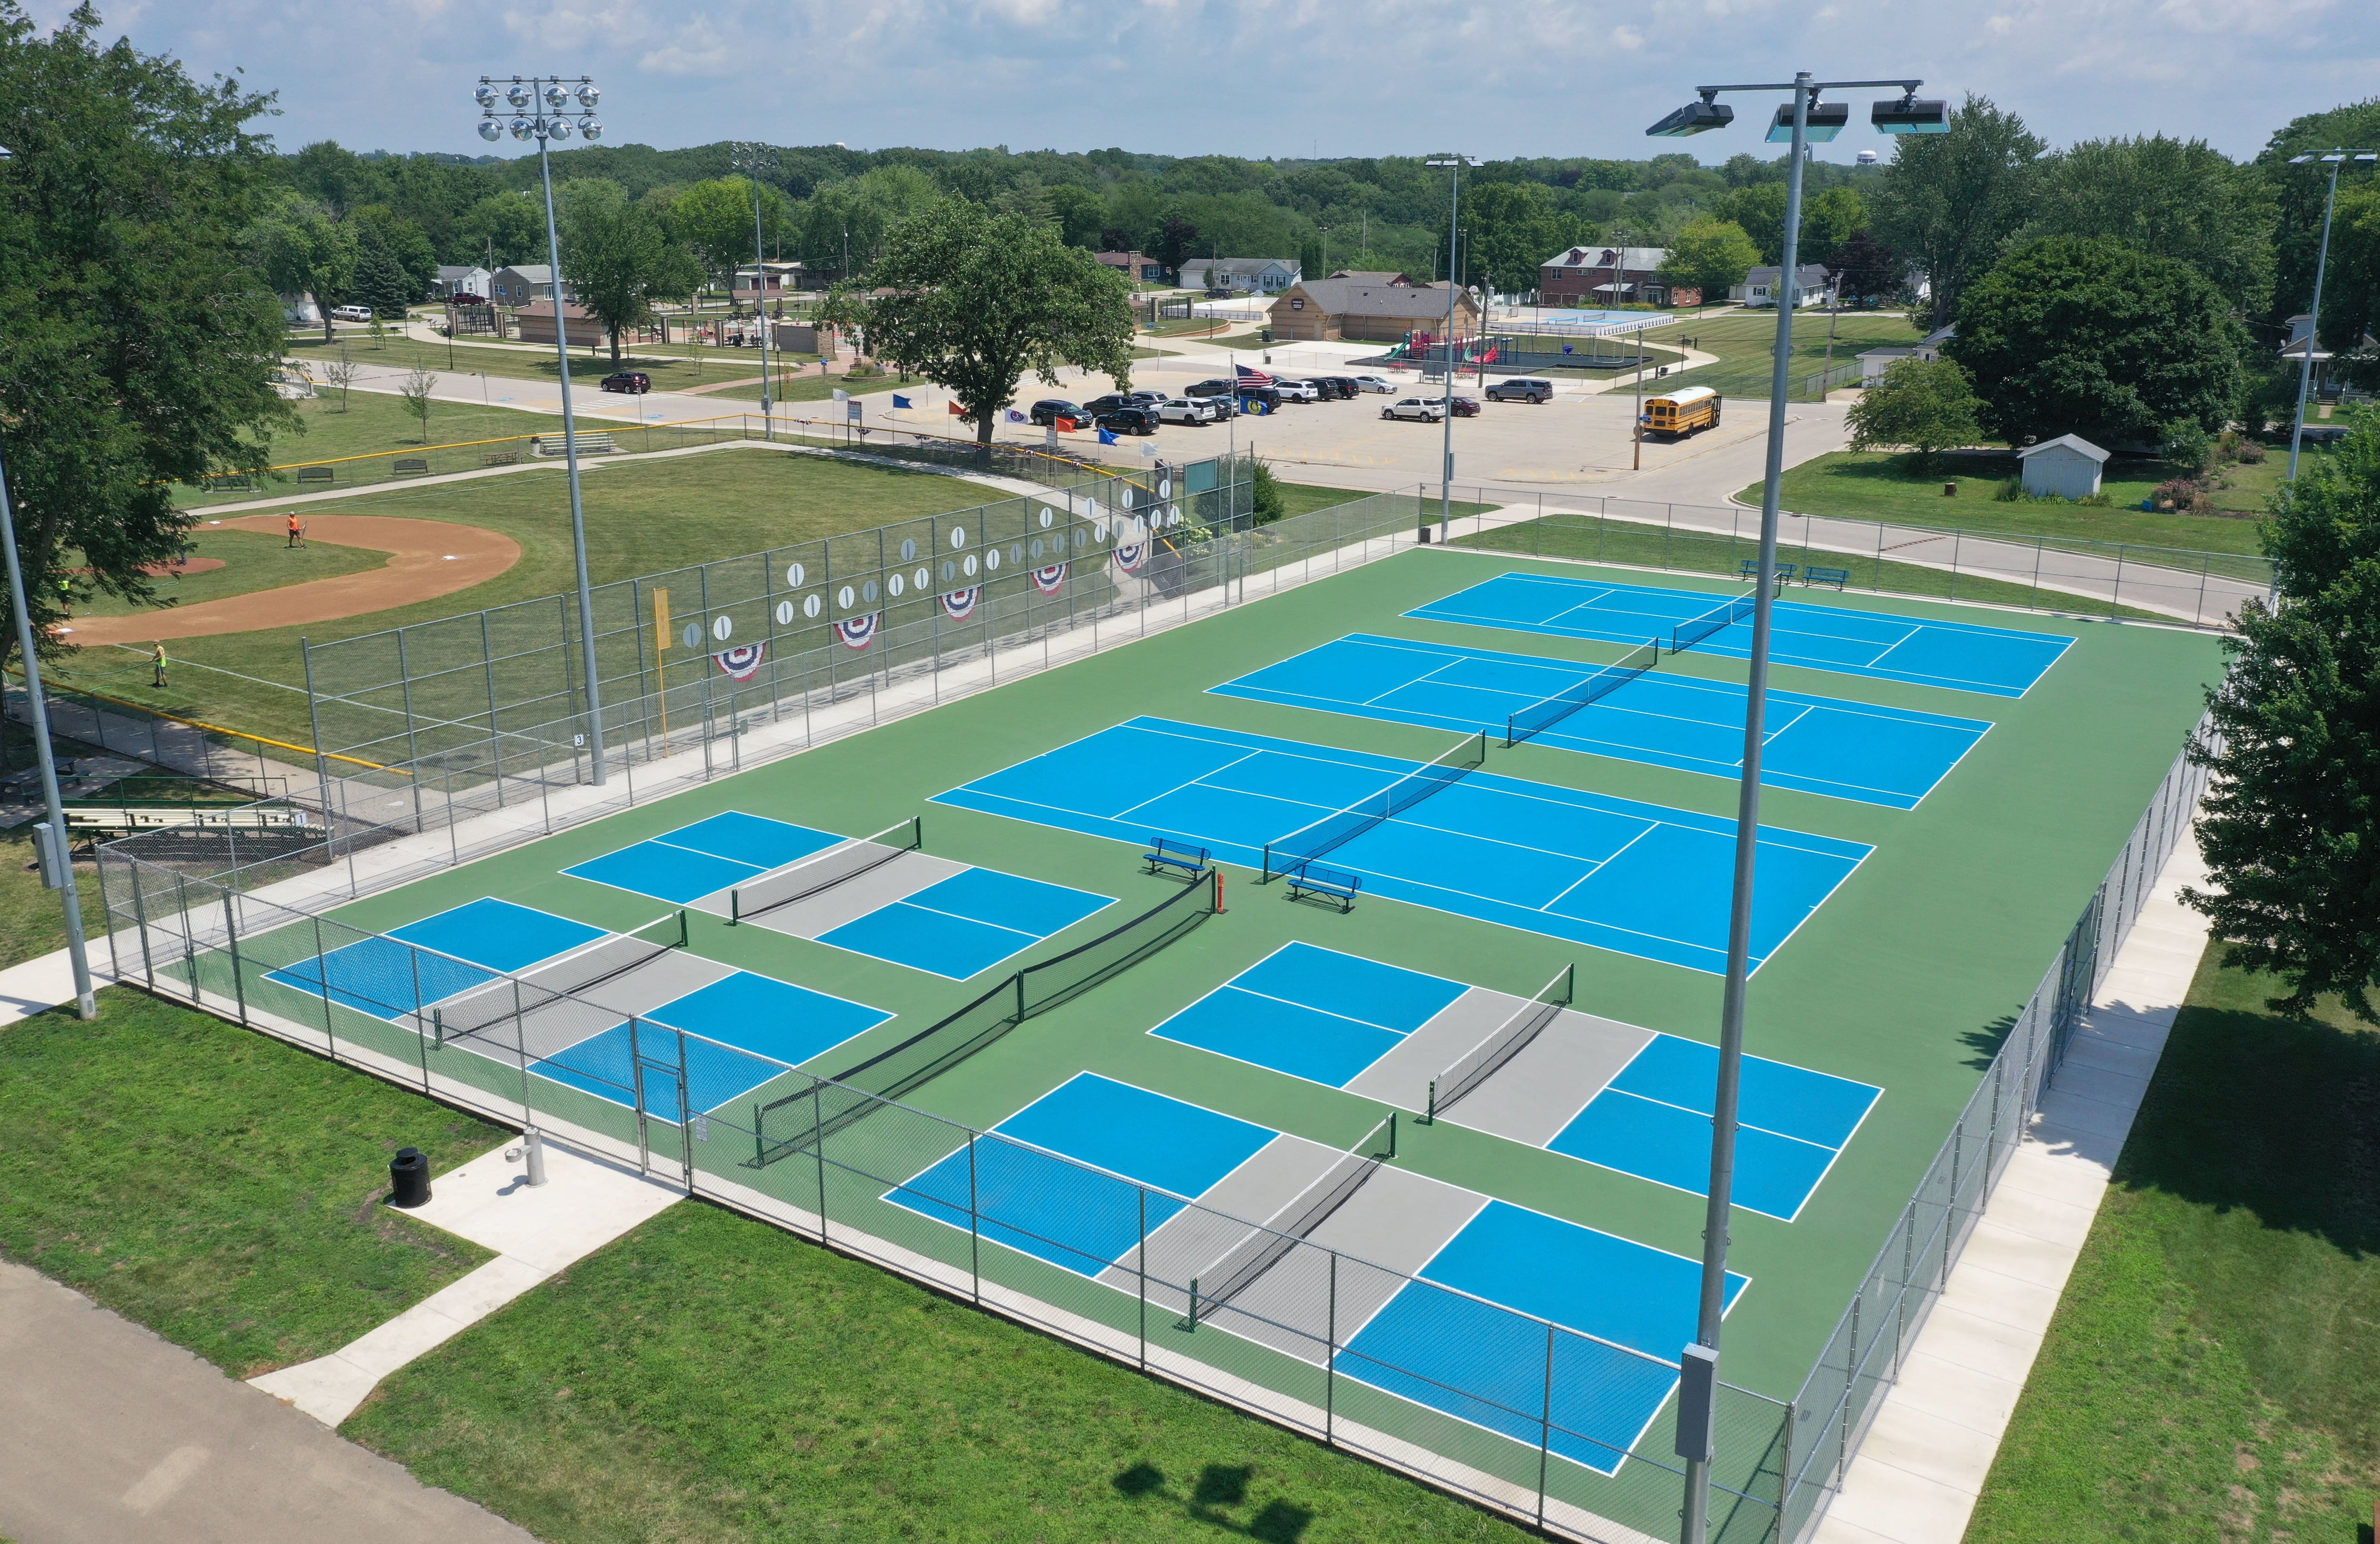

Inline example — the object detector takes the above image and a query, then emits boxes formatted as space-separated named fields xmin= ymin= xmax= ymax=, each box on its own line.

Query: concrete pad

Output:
xmin=1887 ymin=1347 xmax=2025 ymax=1435
xmin=1898 ymin=1299 xmax=2049 ymax=1385
xmin=250 ymin=1256 xmax=551 ymax=1426
xmin=0 ymin=946 xmax=113 ymax=1029
xmin=404 ymin=1135 xmax=684 ymax=1272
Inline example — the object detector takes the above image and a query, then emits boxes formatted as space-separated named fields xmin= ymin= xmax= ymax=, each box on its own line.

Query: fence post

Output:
xmin=813 ymin=1079 xmax=830 ymax=1244
xmin=309 ymin=914 xmax=337 ymax=1062
xmin=129 ymin=859 xmax=156 ymax=989
xmin=1138 ymin=1187 xmax=1148 ymax=1371
xmin=1536 ymin=1319 xmax=1556 ymax=1529
xmin=407 ymin=947 xmax=430 ymax=1094
xmin=1324 ymin=1249 xmax=1338 ymax=1445
xmin=968 ymin=1131 xmax=982 ymax=1305
xmin=482 ymin=611 xmax=507 ymax=805
xmin=220 ymin=889 xmax=248 ymax=1028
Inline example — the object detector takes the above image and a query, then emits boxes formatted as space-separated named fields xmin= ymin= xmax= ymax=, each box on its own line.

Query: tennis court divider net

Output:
xmin=1427 ymin=963 xmax=1575 ymax=1123
xmin=750 ymin=866 xmax=1223 ymax=1165
xmin=1260 ymin=730 xmax=1488 ymax=883
xmin=1669 ymin=593 xmax=1755 ymax=655
xmin=1186 ymin=1110 xmax=1398 ymax=1327
xmin=731 ymin=816 xmax=923 ymax=924
xmin=433 ymin=908 xmax=688 ymax=1048
xmin=1504 ymin=643 xmax=1659 ymax=747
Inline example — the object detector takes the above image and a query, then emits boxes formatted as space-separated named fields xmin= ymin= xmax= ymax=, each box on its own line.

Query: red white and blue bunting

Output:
xmin=1031 ymin=563 xmax=1068 ymax=594
xmin=940 ymin=586 xmax=981 ymax=620
xmin=835 ymin=613 xmax=880 ymax=650
xmin=714 ymin=643 xmax=766 ymax=681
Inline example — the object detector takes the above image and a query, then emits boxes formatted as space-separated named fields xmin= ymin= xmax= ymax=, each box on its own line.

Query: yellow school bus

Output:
xmin=1641 ymin=386 xmax=1721 ymax=439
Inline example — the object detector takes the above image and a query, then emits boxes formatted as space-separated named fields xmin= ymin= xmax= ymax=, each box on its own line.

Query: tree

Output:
xmin=822 ymin=201 xmax=1135 ymax=448
xmin=2015 ymin=136 xmax=2276 ymax=311
xmin=2254 ymin=99 xmax=2380 ymax=335
xmin=1046 ymin=182 xmax=1104 ymax=248
xmin=1800 ymin=187 xmax=1868 ymax=268
xmin=1659 ymin=220 xmax=1758 ymax=307
xmin=1949 ymin=236 xmax=2241 ymax=449
xmin=319 ymin=348 xmax=357 ymax=411
xmin=560 ymin=178 xmax=687 ymax=361
xmin=454 ymin=191 xmax=545 ymax=270
xmin=397 ymin=365 xmax=436 ymax=444
xmin=1828 ymin=229 xmax=1903 ymax=307
xmin=1869 ymin=95 xmax=2045 ymax=328
xmin=1709 ymin=183 xmax=1864 ymax=268
xmin=672 ymin=175 xmax=793 ymax=297
xmin=1456 ymin=179 xmax=1591 ymax=297
xmin=2183 ymin=411 xmax=2380 ymax=1020
xmin=349 ymin=222 xmax=415 ymax=317
xmin=250 ymin=190 xmax=356 ymax=342
xmin=0 ymin=2 xmax=293 ymax=651
xmin=1150 ymin=213 xmax=1200 ymax=276
xmin=353 ymin=208 xmax=438 ymax=300
xmin=1845 ymin=356 xmax=1984 ymax=470
xmin=1709 ymin=184 xmax=1787 ymax=263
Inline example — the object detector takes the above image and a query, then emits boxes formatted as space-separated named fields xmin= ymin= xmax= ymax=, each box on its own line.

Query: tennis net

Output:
xmin=1426 ymin=963 xmax=1575 ymax=1122
xmin=731 ymin=816 xmax=922 ymax=924
xmin=1669 ymin=594 xmax=1754 ymax=655
xmin=433 ymin=909 xmax=688 ymax=1048
xmin=1187 ymin=1111 xmax=1398 ymax=1326
xmin=1260 ymin=731 xmax=1488 ymax=883
xmin=1505 ymin=642 xmax=1659 ymax=747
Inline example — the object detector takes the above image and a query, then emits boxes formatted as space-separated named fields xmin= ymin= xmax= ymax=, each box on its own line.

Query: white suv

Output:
xmin=1382 ymin=397 xmax=1446 ymax=422
xmin=328 ymin=305 xmax=374 ymax=323
xmin=1273 ymin=378 xmax=1319 ymax=402
xmin=1159 ymin=398 xmax=1222 ymax=425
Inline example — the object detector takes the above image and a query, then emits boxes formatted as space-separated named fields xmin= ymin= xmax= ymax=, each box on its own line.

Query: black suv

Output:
xmin=1183 ymin=378 xmax=1238 ymax=398
xmin=1486 ymin=377 xmax=1554 ymax=404
xmin=1080 ymin=394 xmax=1134 ymax=417
xmin=599 ymin=371 xmax=652 ymax=394
xmin=1234 ymin=385 xmax=1283 ymax=414
xmin=1029 ymin=399 xmax=1087 ymax=426
xmin=1095 ymin=406 xmax=1160 ymax=436
xmin=1318 ymin=376 xmax=1362 ymax=400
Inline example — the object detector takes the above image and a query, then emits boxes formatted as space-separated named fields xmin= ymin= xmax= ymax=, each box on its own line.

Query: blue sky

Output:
xmin=42 ymin=0 xmax=2378 ymax=164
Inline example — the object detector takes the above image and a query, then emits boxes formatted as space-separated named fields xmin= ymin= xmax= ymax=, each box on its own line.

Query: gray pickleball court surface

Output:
xmin=694 ymin=849 xmax=969 ymax=938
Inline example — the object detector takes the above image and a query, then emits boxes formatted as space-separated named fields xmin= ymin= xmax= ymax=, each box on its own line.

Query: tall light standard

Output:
xmin=1645 ymin=75 xmax=1947 ymax=1544
xmin=732 ymin=143 xmax=779 ymax=440
xmin=0 ymin=142 xmax=96 ymax=1021
xmin=1425 ymin=155 xmax=1480 ymax=542
xmin=477 ymin=77 xmax=610 ymax=786
xmin=2283 ymin=149 xmax=2377 ymax=478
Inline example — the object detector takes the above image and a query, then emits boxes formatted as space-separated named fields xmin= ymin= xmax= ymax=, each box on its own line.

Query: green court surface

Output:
xmin=195 ymin=545 xmax=2221 ymax=1528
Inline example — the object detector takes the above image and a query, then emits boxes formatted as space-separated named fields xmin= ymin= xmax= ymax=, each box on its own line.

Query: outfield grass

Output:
xmin=287 ymin=329 xmax=823 ymax=397
xmin=177 ymin=391 xmax=575 ymax=507
xmin=1968 ymin=952 xmax=2380 ymax=1539
xmin=49 ymin=448 xmax=1015 ymax=748
xmin=1742 ymin=452 xmax=2273 ymax=556
xmin=349 ymin=1199 xmax=1533 ymax=1544
xmin=1642 ymin=309 xmax=1920 ymax=399
xmin=0 ymin=988 xmax=506 ymax=1378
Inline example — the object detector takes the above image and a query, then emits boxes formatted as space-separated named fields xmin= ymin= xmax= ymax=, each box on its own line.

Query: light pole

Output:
xmin=733 ymin=143 xmax=779 ymax=440
xmin=477 ymin=76 xmax=610 ymax=786
xmin=1646 ymin=76 xmax=1946 ymax=1544
xmin=2284 ymin=149 xmax=2377 ymax=478
xmin=1425 ymin=155 xmax=1480 ymax=542
xmin=0 ymin=145 xmax=96 ymax=1020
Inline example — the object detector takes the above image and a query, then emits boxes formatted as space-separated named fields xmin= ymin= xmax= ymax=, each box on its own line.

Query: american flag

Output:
xmin=1234 ymin=364 xmax=1275 ymax=388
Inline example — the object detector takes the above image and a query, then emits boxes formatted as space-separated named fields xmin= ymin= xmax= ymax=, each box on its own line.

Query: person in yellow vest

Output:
xmin=151 ymin=642 xmax=168 ymax=689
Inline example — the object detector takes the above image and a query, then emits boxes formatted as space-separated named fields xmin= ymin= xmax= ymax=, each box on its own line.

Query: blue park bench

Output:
xmin=1739 ymin=559 xmax=1798 ymax=584
xmin=1285 ymin=862 xmax=1361 ymax=912
xmin=1803 ymin=565 xmax=1851 ymax=590
xmin=1143 ymin=835 xmax=1210 ymax=880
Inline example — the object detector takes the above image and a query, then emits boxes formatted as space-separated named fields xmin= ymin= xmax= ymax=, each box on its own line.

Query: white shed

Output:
xmin=2018 ymin=434 xmax=2110 ymax=499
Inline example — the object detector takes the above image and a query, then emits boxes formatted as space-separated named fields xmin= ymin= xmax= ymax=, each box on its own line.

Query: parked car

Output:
xmin=1205 ymin=287 xmax=1233 ymax=299
xmin=328 ymin=304 xmax=374 ymax=323
xmin=1486 ymin=377 xmax=1554 ymax=404
xmin=1273 ymin=378 xmax=1319 ymax=402
xmin=1382 ymin=397 xmax=1446 ymax=422
xmin=1351 ymin=375 xmax=1396 ymax=394
xmin=1029 ymin=399 xmax=1087 ymax=426
xmin=449 ymin=291 xmax=486 ymax=306
xmin=1095 ymin=406 xmax=1160 ymax=436
xmin=1159 ymin=398 xmax=1222 ymax=425
xmin=1317 ymin=376 xmax=1362 ymax=400
xmin=1081 ymin=393 xmax=1133 ymax=417
xmin=1235 ymin=385 xmax=1283 ymax=413
xmin=1429 ymin=395 xmax=1480 ymax=418
xmin=1184 ymin=378 xmax=1239 ymax=398
xmin=1124 ymin=390 xmax=1168 ymax=408
xmin=599 ymin=371 xmax=652 ymax=395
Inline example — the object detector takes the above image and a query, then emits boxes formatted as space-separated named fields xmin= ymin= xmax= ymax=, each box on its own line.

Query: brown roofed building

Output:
xmin=1266 ymin=277 xmax=1483 ymax=343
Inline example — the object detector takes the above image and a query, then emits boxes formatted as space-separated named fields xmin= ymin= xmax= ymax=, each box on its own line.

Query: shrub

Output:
xmin=2236 ymin=439 xmax=2267 ymax=465
xmin=1994 ymin=476 xmax=2023 ymax=502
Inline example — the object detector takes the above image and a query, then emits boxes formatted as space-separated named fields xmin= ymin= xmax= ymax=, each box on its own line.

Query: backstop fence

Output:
xmin=87 ymin=711 xmax=2215 ymax=1544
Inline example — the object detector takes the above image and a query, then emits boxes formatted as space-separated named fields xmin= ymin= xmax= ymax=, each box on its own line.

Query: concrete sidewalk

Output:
xmin=0 ymin=1261 xmax=535 ymax=1544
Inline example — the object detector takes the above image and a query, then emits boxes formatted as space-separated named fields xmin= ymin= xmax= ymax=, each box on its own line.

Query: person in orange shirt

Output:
xmin=286 ymin=512 xmax=304 ymax=548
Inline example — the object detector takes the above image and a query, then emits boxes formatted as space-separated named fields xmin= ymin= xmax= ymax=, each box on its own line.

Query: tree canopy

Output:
xmin=1949 ymin=236 xmax=2241 ymax=448
xmin=823 ymin=201 xmax=1134 ymax=447
xmin=1870 ymin=96 xmax=2044 ymax=328
xmin=1659 ymin=220 xmax=1758 ymax=305
xmin=562 ymin=179 xmax=698 ymax=361
xmin=2016 ymin=135 xmax=2276 ymax=311
xmin=1845 ymin=357 xmax=1985 ymax=469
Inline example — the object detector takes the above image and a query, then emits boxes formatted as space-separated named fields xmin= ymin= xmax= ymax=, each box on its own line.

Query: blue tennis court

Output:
xmin=1408 ymin=573 xmax=2073 ymax=697
xmin=562 ymin=812 xmax=847 ymax=904
xmin=1212 ymin=633 xmax=1991 ymax=809
xmin=264 ymin=898 xmax=605 ymax=1017
xmin=1152 ymin=942 xmax=1468 ymax=1087
xmin=933 ymin=718 xmax=1871 ymax=974
xmin=815 ymin=868 xmax=1114 ymax=980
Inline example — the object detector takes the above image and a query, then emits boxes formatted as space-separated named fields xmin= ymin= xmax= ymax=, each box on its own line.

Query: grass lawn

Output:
xmin=1643 ymin=309 xmax=1920 ymax=398
xmin=75 ymin=528 xmax=386 ymax=618
xmin=1968 ymin=951 xmax=2380 ymax=1539
xmin=48 ymin=446 xmax=1015 ymax=748
xmin=288 ymin=329 xmax=822 ymax=398
xmin=1745 ymin=452 xmax=2271 ymax=556
xmin=178 ymin=391 xmax=574 ymax=506
xmin=1454 ymin=511 xmax=2175 ymax=622
xmin=349 ymin=1199 xmax=1532 ymax=1544
xmin=0 ymin=988 xmax=507 ymax=1378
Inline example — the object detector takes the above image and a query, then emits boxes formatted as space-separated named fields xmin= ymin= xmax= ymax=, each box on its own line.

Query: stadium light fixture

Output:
xmin=1646 ymin=69 xmax=1942 ymax=1544
xmin=476 ymin=76 xmax=613 ymax=784
xmin=2281 ymin=148 xmax=2380 ymax=478
xmin=1424 ymin=156 xmax=1482 ymax=543
xmin=732 ymin=143 xmax=782 ymax=433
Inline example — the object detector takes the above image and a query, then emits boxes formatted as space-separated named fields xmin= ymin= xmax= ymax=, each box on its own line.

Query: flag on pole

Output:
xmin=1006 ymin=407 xmax=1027 ymax=423
xmin=1234 ymin=363 xmax=1275 ymax=387
xmin=1097 ymin=427 xmax=1119 ymax=445
xmin=833 ymin=388 xmax=851 ymax=402
xmin=947 ymin=400 xmax=966 ymax=416
xmin=892 ymin=394 xmax=912 ymax=409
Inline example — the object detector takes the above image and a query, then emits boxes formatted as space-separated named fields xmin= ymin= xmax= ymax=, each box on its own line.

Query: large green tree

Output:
xmin=672 ymin=174 xmax=794 ymax=297
xmin=249 ymin=189 xmax=355 ymax=341
xmin=1949 ymin=236 xmax=2241 ymax=448
xmin=1869 ymin=95 xmax=2044 ymax=328
xmin=2185 ymin=410 xmax=2380 ymax=1019
xmin=1658 ymin=219 xmax=1758 ymax=306
xmin=2255 ymin=99 xmax=2380 ymax=336
xmin=561 ymin=178 xmax=698 ymax=361
xmin=823 ymin=201 xmax=1134 ymax=447
xmin=1845 ymin=356 xmax=1985 ymax=470
xmin=2016 ymin=135 xmax=2276 ymax=311
xmin=0 ymin=2 xmax=292 ymax=649
xmin=453 ymin=191 xmax=545 ymax=271
xmin=1451 ymin=179 xmax=1592 ymax=296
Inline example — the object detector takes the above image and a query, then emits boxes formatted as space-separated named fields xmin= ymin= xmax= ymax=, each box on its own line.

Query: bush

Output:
xmin=2236 ymin=439 xmax=2267 ymax=465
xmin=1250 ymin=456 xmax=1286 ymax=525
xmin=2151 ymin=476 xmax=2211 ymax=513
xmin=1994 ymin=476 xmax=2023 ymax=502
xmin=2161 ymin=418 xmax=2214 ymax=476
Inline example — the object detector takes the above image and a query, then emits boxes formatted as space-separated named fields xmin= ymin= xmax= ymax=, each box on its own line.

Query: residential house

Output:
xmin=1178 ymin=257 xmax=1302 ymax=295
xmin=1327 ymin=269 xmax=1417 ymax=286
xmin=1538 ymin=246 xmax=1676 ymax=307
xmin=2018 ymin=435 xmax=2111 ymax=500
xmin=733 ymin=261 xmax=805 ymax=300
xmin=1095 ymin=250 xmax=1170 ymax=285
xmin=1857 ymin=324 xmax=1956 ymax=385
xmin=513 ymin=301 xmax=598 ymax=347
xmin=434 ymin=265 xmax=493 ymax=299
xmin=491 ymin=265 xmax=568 ymax=308
xmin=1266 ymin=277 xmax=1483 ymax=344
xmin=1733 ymin=264 xmax=1831 ymax=307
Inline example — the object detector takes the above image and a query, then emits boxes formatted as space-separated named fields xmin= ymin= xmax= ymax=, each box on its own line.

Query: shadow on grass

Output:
xmin=1112 ymin=1461 xmax=1317 ymax=1542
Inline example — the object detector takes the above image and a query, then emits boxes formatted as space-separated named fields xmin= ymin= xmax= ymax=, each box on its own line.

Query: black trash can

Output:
xmin=388 ymin=1147 xmax=431 ymax=1208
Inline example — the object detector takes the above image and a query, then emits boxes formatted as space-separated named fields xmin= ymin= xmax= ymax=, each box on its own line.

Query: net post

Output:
xmin=432 ymin=1008 xmax=444 ymax=1047
xmin=1386 ymin=1110 xmax=1397 ymax=1159
xmin=674 ymin=908 xmax=688 ymax=949
xmin=730 ymin=889 xmax=742 ymax=926
xmin=1186 ymin=1275 xmax=1199 ymax=1332
xmin=1425 ymin=1079 xmax=1437 ymax=1125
